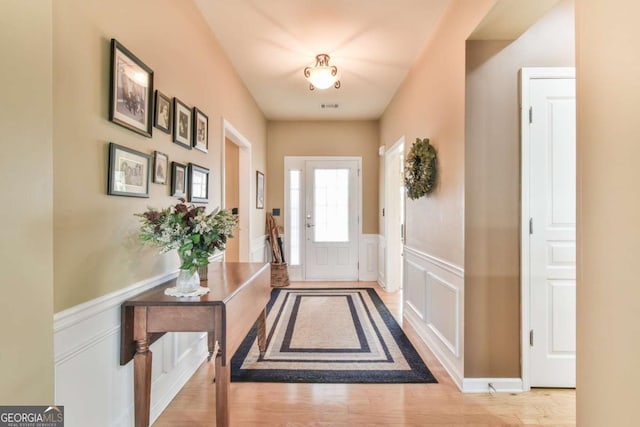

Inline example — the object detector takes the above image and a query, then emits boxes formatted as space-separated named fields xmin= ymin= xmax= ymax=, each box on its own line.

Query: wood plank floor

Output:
xmin=154 ymin=282 xmax=575 ymax=426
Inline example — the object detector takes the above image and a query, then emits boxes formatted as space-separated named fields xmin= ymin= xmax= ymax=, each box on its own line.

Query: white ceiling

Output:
xmin=195 ymin=0 xmax=450 ymax=120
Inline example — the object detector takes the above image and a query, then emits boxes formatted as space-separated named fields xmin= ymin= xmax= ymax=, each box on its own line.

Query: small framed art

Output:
xmin=107 ymin=143 xmax=150 ymax=197
xmin=256 ymin=171 xmax=265 ymax=209
xmin=173 ymin=98 xmax=192 ymax=149
xmin=188 ymin=163 xmax=209 ymax=204
xmin=153 ymin=151 xmax=168 ymax=184
xmin=171 ymin=162 xmax=187 ymax=198
xmin=192 ymin=107 xmax=208 ymax=153
xmin=154 ymin=91 xmax=172 ymax=134
xmin=109 ymin=39 xmax=154 ymax=137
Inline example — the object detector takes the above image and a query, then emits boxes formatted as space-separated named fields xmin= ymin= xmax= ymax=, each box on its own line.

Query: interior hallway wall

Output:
xmin=576 ymin=0 xmax=640 ymax=425
xmin=53 ymin=0 xmax=266 ymax=312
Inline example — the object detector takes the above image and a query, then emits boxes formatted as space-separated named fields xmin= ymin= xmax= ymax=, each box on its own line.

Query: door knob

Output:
xmin=306 ymin=223 xmax=314 ymax=228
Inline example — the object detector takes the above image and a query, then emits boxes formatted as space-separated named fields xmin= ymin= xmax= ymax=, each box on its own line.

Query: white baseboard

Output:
xmin=54 ymin=270 xmax=207 ymax=427
xmin=462 ymin=378 xmax=524 ymax=393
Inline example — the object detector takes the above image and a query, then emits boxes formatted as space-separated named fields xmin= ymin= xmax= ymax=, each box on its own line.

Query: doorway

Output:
xmin=284 ymin=156 xmax=362 ymax=281
xmin=221 ymin=118 xmax=252 ymax=262
xmin=384 ymin=137 xmax=405 ymax=292
xmin=224 ymin=137 xmax=240 ymax=262
xmin=521 ymin=68 xmax=576 ymax=389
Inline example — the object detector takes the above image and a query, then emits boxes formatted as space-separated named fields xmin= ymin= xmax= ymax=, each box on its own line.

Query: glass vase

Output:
xmin=176 ymin=268 xmax=200 ymax=293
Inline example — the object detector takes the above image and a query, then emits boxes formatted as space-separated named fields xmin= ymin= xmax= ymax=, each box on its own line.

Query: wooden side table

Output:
xmin=120 ymin=262 xmax=271 ymax=427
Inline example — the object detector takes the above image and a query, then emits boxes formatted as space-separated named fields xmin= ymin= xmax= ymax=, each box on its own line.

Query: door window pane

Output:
xmin=289 ymin=170 xmax=301 ymax=265
xmin=314 ymin=168 xmax=349 ymax=242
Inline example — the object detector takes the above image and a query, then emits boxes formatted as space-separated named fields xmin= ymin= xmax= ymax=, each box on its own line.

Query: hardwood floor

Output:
xmin=154 ymin=282 xmax=575 ymax=426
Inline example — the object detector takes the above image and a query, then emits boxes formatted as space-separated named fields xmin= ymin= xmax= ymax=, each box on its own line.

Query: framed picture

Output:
xmin=153 ymin=151 xmax=168 ymax=184
xmin=109 ymin=39 xmax=154 ymax=137
xmin=107 ymin=143 xmax=150 ymax=197
xmin=256 ymin=171 xmax=265 ymax=209
xmin=173 ymin=98 xmax=192 ymax=149
xmin=192 ymin=107 xmax=209 ymax=153
xmin=154 ymin=91 xmax=172 ymax=134
xmin=188 ymin=163 xmax=209 ymax=204
xmin=171 ymin=162 xmax=187 ymax=198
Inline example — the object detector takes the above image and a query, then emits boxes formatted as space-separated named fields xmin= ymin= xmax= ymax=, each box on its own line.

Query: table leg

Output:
xmin=134 ymin=341 xmax=152 ymax=427
xmin=207 ymin=330 xmax=216 ymax=362
xmin=256 ymin=308 xmax=267 ymax=357
xmin=213 ymin=307 xmax=229 ymax=427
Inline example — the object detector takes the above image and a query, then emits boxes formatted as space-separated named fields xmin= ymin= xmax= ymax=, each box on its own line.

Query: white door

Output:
xmin=384 ymin=139 xmax=405 ymax=292
xmin=305 ymin=160 xmax=359 ymax=280
xmin=528 ymin=74 xmax=576 ymax=387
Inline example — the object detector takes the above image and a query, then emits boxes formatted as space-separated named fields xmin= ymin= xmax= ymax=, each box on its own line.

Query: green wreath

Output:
xmin=404 ymin=138 xmax=437 ymax=200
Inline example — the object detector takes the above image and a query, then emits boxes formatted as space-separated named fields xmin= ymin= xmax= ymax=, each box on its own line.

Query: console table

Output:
xmin=120 ymin=262 xmax=271 ymax=427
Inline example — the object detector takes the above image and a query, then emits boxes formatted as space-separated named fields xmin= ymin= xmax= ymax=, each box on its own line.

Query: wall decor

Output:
xmin=188 ymin=163 xmax=209 ymax=204
xmin=171 ymin=162 xmax=187 ymax=198
xmin=153 ymin=151 xmax=168 ymax=185
xmin=405 ymin=137 xmax=437 ymax=199
xmin=109 ymin=39 xmax=154 ymax=137
xmin=173 ymin=98 xmax=192 ymax=149
xmin=256 ymin=171 xmax=265 ymax=209
xmin=107 ymin=142 xmax=150 ymax=197
xmin=192 ymin=107 xmax=209 ymax=153
xmin=154 ymin=91 xmax=172 ymax=134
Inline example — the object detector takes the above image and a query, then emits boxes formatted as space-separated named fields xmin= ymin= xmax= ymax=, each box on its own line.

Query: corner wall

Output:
xmin=379 ymin=0 xmax=495 ymax=387
xmin=0 ymin=0 xmax=54 ymax=403
xmin=464 ymin=0 xmax=575 ymax=378
xmin=576 ymin=0 xmax=640 ymax=425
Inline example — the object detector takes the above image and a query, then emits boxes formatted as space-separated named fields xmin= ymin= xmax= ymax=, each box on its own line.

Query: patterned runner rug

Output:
xmin=231 ymin=288 xmax=437 ymax=383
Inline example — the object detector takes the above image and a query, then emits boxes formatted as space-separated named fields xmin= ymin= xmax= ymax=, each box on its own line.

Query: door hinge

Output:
xmin=529 ymin=329 xmax=534 ymax=347
xmin=529 ymin=106 xmax=533 ymax=124
xmin=358 ymin=168 xmax=361 ymax=177
xmin=529 ymin=218 xmax=533 ymax=235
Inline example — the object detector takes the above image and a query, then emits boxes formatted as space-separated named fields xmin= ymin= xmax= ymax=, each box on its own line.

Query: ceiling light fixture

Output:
xmin=304 ymin=54 xmax=341 ymax=90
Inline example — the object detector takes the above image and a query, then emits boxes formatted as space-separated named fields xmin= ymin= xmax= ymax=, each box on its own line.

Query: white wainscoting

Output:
xmin=377 ymin=235 xmax=386 ymax=288
xmin=54 ymin=254 xmax=224 ymax=426
xmin=250 ymin=234 xmax=268 ymax=263
xmin=403 ymin=246 xmax=465 ymax=390
xmin=359 ymin=234 xmax=379 ymax=281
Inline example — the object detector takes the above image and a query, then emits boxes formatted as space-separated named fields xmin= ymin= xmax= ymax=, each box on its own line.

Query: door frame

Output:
xmin=520 ymin=67 xmax=576 ymax=391
xmin=383 ymin=136 xmax=405 ymax=292
xmin=221 ymin=118 xmax=252 ymax=262
xmin=284 ymin=156 xmax=363 ymax=281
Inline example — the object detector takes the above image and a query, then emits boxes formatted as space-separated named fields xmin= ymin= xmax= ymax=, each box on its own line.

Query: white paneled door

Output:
xmin=304 ymin=160 xmax=359 ymax=280
xmin=528 ymin=73 xmax=576 ymax=387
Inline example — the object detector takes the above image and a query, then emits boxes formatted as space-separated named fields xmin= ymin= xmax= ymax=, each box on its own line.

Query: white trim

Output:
xmin=222 ymin=118 xmax=252 ymax=262
xmin=383 ymin=136 xmax=405 ymax=292
xmin=405 ymin=310 xmax=463 ymax=390
xmin=426 ymin=272 xmax=460 ymax=357
xmin=250 ymin=234 xmax=268 ymax=262
xmin=54 ymin=270 xmax=177 ymax=332
xmin=358 ymin=234 xmax=379 ymax=281
xmin=377 ymin=235 xmax=386 ymax=289
xmin=403 ymin=246 xmax=464 ymax=278
xmin=462 ymin=378 xmax=524 ymax=393
xmin=54 ymin=272 xmax=208 ymax=426
xmin=519 ymin=67 xmax=575 ymax=392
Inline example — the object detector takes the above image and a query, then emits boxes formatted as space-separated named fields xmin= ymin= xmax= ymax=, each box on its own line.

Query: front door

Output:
xmin=304 ymin=160 xmax=359 ymax=280
xmin=527 ymin=73 xmax=576 ymax=387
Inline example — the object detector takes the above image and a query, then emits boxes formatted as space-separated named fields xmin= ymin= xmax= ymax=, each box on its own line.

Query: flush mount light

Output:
xmin=304 ymin=54 xmax=341 ymax=90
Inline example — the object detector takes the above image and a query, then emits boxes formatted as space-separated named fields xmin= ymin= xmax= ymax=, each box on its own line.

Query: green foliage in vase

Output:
xmin=136 ymin=199 xmax=238 ymax=273
xmin=404 ymin=137 xmax=437 ymax=200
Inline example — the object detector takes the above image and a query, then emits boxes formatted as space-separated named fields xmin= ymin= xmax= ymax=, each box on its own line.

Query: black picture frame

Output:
xmin=171 ymin=162 xmax=187 ymax=198
xmin=256 ymin=171 xmax=265 ymax=209
xmin=153 ymin=151 xmax=168 ymax=185
xmin=154 ymin=91 xmax=172 ymax=134
xmin=192 ymin=107 xmax=208 ymax=153
xmin=107 ymin=143 xmax=150 ymax=197
xmin=188 ymin=163 xmax=209 ymax=204
xmin=173 ymin=98 xmax=192 ymax=149
xmin=109 ymin=39 xmax=154 ymax=137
